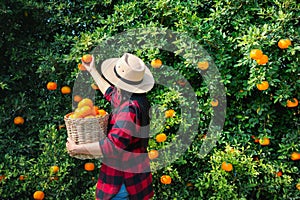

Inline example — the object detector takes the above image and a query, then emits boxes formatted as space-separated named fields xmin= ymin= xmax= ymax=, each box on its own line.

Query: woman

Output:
xmin=66 ymin=53 xmax=155 ymax=200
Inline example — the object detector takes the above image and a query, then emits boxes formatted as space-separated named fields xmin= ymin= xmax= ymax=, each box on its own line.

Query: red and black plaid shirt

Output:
xmin=96 ymin=86 xmax=154 ymax=200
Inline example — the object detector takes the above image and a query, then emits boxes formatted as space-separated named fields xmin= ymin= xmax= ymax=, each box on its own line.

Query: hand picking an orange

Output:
xmin=81 ymin=54 xmax=93 ymax=63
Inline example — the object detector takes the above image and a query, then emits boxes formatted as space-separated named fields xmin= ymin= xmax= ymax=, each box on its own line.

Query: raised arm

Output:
xmin=82 ymin=55 xmax=111 ymax=95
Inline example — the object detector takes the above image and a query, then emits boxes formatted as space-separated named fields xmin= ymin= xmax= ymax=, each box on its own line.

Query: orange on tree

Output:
xmin=51 ymin=165 xmax=59 ymax=173
xmin=210 ymin=99 xmax=219 ymax=107
xmin=291 ymin=152 xmax=300 ymax=161
xmin=165 ymin=109 xmax=175 ymax=118
xmin=251 ymin=135 xmax=260 ymax=143
xmin=278 ymin=39 xmax=292 ymax=49
xmin=19 ymin=175 xmax=25 ymax=181
xmin=276 ymin=171 xmax=283 ymax=177
xmin=81 ymin=54 xmax=92 ymax=63
xmin=151 ymin=59 xmax=162 ymax=68
xmin=78 ymin=63 xmax=86 ymax=71
xmin=221 ymin=161 xmax=233 ymax=172
xmin=73 ymin=95 xmax=82 ymax=102
xmin=33 ymin=191 xmax=45 ymax=200
xmin=250 ymin=49 xmax=263 ymax=60
xmin=256 ymin=54 xmax=268 ymax=65
xmin=78 ymin=98 xmax=94 ymax=108
xmin=256 ymin=81 xmax=269 ymax=91
xmin=259 ymin=137 xmax=270 ymax=146
xmin=148 ymin=150 xmax=159 ymax=160
xmin=160 ymin=175 xmax=172 ymax=184
xmin=46 ymin=82 xmax=57 ymax=90
xmin=156 ymin=133 xmax=167 ymax=143
xmin=84 ymin=162 xmax=95 ymax=171
xmin=197 ymin=61 xmax=209 ymax=70
xmin=0 ymin=175 xmax=5 ymax=181
xmin=61 ymin=86 xmax=71 ymax=94
xmin=296 ymin=183 xmax=300 ymax=190
xmin=286 ymin=98 xmax=298 ymax=108
xmin=14 ymin=116 xmax=24 ymax=125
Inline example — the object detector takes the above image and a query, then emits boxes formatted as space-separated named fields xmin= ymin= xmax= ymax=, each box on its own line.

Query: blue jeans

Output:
xmin=111 ymin=183 xmax=129 ymax=200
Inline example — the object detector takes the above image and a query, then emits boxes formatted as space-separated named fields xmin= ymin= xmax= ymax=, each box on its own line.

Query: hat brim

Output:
xmin=100 ymin=58 xmax=155 ymax=93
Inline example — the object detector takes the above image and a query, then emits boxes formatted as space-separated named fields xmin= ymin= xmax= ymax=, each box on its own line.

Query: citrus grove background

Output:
xmin=1 ymin=0 xmax=299 ymax=199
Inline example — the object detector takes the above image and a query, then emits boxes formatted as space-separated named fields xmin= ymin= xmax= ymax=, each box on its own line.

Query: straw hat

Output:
xmin=100 ymin=53 xmax=155 ymax=93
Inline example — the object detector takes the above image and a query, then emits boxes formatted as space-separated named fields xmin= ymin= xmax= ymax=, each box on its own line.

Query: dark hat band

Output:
xmin=113 ymin=66 xmax=143 ymax=85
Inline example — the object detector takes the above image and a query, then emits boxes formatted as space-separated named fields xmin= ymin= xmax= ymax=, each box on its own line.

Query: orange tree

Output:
xmin=0 ymin=0 xmax=299 ymax=199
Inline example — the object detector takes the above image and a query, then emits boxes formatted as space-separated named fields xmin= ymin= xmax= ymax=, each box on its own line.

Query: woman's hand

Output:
xmin=82 ymin=55 xmax=96 ymax=72
xmin=66 ymin=137 xmax=78 ymax=156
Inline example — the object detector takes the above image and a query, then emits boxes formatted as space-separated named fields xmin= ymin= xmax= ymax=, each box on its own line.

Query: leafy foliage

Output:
xmin=1 ymin=0 xmax=299 ymax=199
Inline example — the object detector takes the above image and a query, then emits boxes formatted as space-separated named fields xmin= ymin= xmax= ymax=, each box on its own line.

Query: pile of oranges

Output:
xmin=69 ymin=98 xmax=106 ymax=119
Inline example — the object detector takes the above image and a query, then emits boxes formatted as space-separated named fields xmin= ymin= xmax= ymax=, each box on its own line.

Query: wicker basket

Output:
xmin=64 ymin=112 xmax=109 ymax=160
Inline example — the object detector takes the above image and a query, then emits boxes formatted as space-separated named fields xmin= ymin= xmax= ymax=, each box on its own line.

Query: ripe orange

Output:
xmin=51 ymin=165 xmax=59 ymax=173
xmin=197 ymin=61 xmax=209 ymax=70
xmin=221 ymin=161 xmax=233 ymax=172
xmin=0 ymin=175 xmax=6 ymax=181
xmin=278 ymin=39 xmax=292 ymax=49
xmin=151 ymin=59 xmax=162 ymax=68
xmin=156 ymin=133 xmax=167 ymax=143
xmin=82 ymin=54 xmax=92 ymax=63
xmin=61 ymin=86 xmax=71 ymax=94
xmin=259 ymin=137 xmax=270 ymax=146
xmin=97 ymin=109 xmax=107 ymax=117
xmin=74 ymin=95 xmax=82 ymax=102
xmin=165 ymin=109 xmax=175 ymax=118
xmin=91 ymin=83 xmax=99 ymax=90
xmin=256 ymin=54 xmax=268 ymax=65
xmin=291 ymin=152 xmax=300 ymax=161
xmin=256 ymin=81 xmax=269 ymax=91
xmin=276 ymin=171 xmax=283 ymax=177
xmin=296 ymin=183 xmax=300 ymax=190
xmin=78 ymin=98 xmax=94 ymax=108
xmin=210 ymin=99 xmax=219 ymax=107
xmin=84 ymin=162 xmax=95 ymax=171
xmin=250 ymin=49 xmax=263 ymax=60
xmin=286 ymin=98 xmax=298 ymax=108
xmin=78 ymin=63 xmax=86 ymax=71
xmin=148 ymin=150 xmax=159 ymax=160
xmin=14 ymin=116 xmax=25 ymax=125
xmin=160 ymin=175 xmax=172 ymax=184
xmin=33 ymin=191 xmax=45 ymax=200
xmin=46 ymin=82 xmax=57 ymax=90
xmin=19 ymin=175 xmax=25 ymax=181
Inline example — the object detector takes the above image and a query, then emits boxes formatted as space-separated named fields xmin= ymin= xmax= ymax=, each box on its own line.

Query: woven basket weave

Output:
xmin=64 ymin=112 xmax=109 ymax=160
